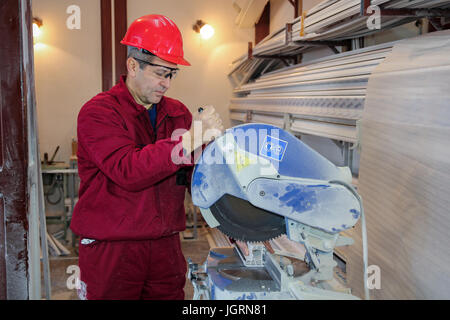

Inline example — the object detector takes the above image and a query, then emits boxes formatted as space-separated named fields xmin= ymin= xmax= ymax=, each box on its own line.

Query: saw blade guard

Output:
xmin=191 ymin=123 xmax=361 ymax=238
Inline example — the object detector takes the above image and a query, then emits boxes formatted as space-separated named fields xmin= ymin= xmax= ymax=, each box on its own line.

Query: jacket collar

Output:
xmin=112 ymin=75 xmax=185 ymax=117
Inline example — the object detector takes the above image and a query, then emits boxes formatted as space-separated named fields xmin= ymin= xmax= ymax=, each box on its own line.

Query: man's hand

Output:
xmin=182 ymin=105 xmax=224 ymax=154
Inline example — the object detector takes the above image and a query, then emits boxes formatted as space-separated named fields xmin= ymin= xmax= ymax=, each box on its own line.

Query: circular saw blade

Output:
xmin=210 ymin=194 xmax=286 ymax=242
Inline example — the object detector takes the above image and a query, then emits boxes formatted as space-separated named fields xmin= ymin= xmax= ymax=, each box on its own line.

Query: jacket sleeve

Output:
xmin=77 ymin=102 xmax=190 ymax=192
xmin=186 ymin=143 xmax=207 ymax=195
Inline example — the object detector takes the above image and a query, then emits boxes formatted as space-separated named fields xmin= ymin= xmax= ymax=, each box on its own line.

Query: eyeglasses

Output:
xmin=133 ymin=58 xmax=179 ymax=80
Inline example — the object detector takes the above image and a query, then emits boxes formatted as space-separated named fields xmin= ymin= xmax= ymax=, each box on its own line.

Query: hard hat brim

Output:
xmin=121 ymin=40 xmax=191 ymax=66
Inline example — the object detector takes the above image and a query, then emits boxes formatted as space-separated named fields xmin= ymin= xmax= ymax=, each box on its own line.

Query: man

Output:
xmin=70 ymin=14 xmax=223 ymax=300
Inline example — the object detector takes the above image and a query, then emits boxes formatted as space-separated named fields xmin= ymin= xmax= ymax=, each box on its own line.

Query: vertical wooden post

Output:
xmin=255 ymin=1 xmax=270 ymax=45
xmin=114 ymin=0 xmax=127 ymax=84
xmin=299 ymin=0 xmax=303 ymax=18
xmin=0 ymin=0 xmax=36 ymax=300
xmin=360 ymin=0 xmax=370 ymax=16
xmin=100 ymin=0 xmax=113 ymax=91
xmin=289 ymin=0 xmax=302 ymax=19
xmin=294 ymin=0 xmax=299 ymax=19
xmin=101 ymin=0 xmax=127 ymax=90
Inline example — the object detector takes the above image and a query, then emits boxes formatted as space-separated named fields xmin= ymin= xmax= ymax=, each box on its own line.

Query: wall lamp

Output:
xmin=33 ymin=17 xmax=43 ymax=39
xmin=193 ymin=20 xmax=214 ymax=40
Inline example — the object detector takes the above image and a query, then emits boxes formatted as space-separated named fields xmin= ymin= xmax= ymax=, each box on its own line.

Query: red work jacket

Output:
xmin=70 ymin=76 xmax=193 ymax=241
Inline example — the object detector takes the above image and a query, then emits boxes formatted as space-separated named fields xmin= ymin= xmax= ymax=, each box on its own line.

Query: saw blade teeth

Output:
xmin=246 ymin=235 xmax=287 ymax=244
xmin=217 ymin=226 xmax=286 ymax=243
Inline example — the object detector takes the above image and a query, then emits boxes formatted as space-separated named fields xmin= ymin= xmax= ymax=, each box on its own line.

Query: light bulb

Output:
xmin=33 ymin=22 xmax=41 ymax=38
xmin=200 ymin=24 xmax=214 ymax=40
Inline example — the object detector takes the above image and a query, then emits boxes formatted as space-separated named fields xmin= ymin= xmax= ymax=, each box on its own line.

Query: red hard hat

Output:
xmin=121 ymin=14 xmax=190 ymax=66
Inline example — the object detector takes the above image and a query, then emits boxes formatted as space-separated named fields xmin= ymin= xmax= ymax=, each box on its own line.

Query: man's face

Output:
xmin=131 ymin=56 xmax=178 ymax=104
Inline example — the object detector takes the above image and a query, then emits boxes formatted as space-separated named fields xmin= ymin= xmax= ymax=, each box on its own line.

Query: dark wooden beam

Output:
xmin=255 ymin=1 xmax=270 ymax=45
xmin=248 ymin=41 xmax=253 ymax=59
xmin=298 ymin=0 xmax=303 ymax=19
xmin=100 ymin=0 xmax=112 ymax=91
xmin=0 ymin=195 xmax=5 ymax=300
xmin=0 ymin=0 xmax=34 ymax=299
xmin=288 ymin=0 xmax=302 ymax=19
xmin=114 ymin=0 xmax=127 ymax=84
xmin=360 ymin=0 xmax=370 ymax=16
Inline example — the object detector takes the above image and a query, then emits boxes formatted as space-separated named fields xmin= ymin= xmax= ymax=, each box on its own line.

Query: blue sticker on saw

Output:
xmin=260 ymin=135 xmax=288 ymax=162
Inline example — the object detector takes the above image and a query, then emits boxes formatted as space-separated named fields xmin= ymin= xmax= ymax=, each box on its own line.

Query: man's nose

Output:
xmin=160 ymin=77 xmax=171 ymax=89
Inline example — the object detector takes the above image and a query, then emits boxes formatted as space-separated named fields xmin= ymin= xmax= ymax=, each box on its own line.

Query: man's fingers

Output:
xmin=194 ymin=105 xmax=224 ymax=136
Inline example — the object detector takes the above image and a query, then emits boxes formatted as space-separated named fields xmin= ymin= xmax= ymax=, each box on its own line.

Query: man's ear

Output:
xmin=126 ymin=57 xmax=138 ymax=78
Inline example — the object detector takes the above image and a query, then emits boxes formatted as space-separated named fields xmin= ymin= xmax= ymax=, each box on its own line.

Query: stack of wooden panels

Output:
xmin=340 ymin=30 xmax=450 ymax=299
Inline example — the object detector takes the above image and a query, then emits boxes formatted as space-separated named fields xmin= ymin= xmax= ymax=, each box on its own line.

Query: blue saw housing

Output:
xmin=191 ymin=123 xmax=361 ymax=235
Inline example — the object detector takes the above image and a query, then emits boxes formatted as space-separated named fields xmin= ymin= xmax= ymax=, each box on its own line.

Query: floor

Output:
xmin=41 ymin=226 xmax=211 ymax=300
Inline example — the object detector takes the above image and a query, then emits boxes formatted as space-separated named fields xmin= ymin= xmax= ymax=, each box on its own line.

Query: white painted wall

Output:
xmin=32 ymin=0 xmax=423 ymax=164
xmin=269 ymin=0 xmax=295 ymax=34
xmin=127 ymin=0 xmax=253 ymax=131
xmin=32 ymin=0 xmax=102 ymax=163
xmin=33 ymin=0 xmax=253 ymax=163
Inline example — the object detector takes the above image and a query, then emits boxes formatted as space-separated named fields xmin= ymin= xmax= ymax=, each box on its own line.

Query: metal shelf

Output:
xmin=230 ymin=0 xmax=450 ymax=75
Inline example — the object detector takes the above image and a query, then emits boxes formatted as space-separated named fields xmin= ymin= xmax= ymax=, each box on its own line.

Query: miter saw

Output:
xmin=188 ymin=123 xmax=367 ymax=300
